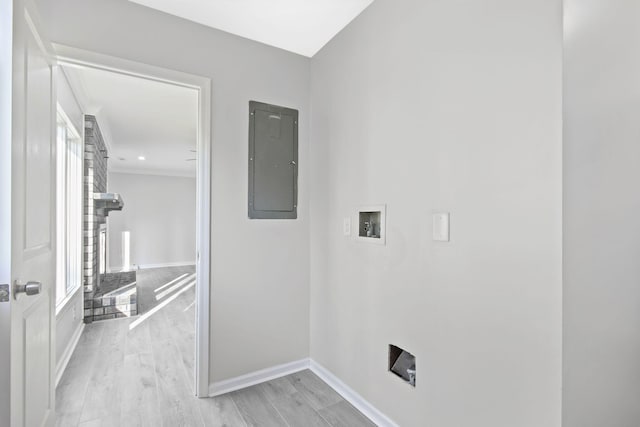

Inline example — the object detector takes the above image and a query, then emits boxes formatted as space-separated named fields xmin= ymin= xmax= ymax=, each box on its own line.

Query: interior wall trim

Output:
xmin=55 ymin=323 xmax=84 ymax=387
xmin=310 ymin=359 xmax=399 ymax=427
xmin=108 ymin=261 xmax=196 ymax=272
xmin=209 ymin=358 xmax=310 ymax=397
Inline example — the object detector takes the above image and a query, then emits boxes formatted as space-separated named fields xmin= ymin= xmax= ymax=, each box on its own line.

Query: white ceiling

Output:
xmin=128 ymin=0 xmax=375 ymax=57
xmin=62 ymin=65 xmax=198 ymax=177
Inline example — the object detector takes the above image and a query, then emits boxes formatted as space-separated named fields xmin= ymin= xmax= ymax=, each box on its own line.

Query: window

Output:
xmin=56 ymin=107 xmax=82 ymax=311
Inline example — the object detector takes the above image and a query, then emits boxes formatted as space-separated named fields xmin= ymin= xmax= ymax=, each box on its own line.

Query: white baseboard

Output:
xmin=55 ymin=323 xmax=84 ymax=387
xmin=207 ymin=358 xmax=397 ymax=427
xmin=310 ymin=359 xmax=398 ymax=427
xmin=109 ymin=261 xmax=196 ymax=272
xmin=209 ymin=358 xmax=310 ymax=397
xmin=137 ymin=261 xmax=196 ymax=270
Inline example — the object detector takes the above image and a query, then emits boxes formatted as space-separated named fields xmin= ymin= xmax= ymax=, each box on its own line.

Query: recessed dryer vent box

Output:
xmin=357 ymin=205 xmax=386 ymax=244
xmin=389 ymin=344 xmax=416 ymax=387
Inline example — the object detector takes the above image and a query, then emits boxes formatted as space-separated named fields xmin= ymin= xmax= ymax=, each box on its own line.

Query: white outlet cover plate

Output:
xmin=433 ymin=212 xmax=450 ymax=242
xmin=343 ymin=217 xmax=351 ymax=236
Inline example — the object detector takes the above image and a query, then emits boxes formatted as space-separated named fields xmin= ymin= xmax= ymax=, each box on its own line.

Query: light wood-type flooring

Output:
xmin=55 ymin=266 xmax=374 ymax=427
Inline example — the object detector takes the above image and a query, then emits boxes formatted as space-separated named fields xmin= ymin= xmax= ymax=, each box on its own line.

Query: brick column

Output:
xmin=83 ymin=115 xmax=109 ymax=322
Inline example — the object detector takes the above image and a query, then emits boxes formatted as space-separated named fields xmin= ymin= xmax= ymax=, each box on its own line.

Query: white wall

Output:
xmin=107 ymin=172 xmax=196 ymax=270
xmin=564 ymin=1 xmax=640 ymax=425
xmin=309 ymin=1 xmax=563 ymax=426
xmin=54 ymin=67 xmax=84 ymax=379
xmin=36 ymin=0 xmax=311 ymax=383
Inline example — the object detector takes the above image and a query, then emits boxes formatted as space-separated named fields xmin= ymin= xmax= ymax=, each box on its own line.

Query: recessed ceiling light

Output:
xmin=138 ymin=156 xmax=146 ymax=161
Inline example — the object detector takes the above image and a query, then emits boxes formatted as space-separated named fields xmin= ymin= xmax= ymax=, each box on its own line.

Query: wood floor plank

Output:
xmin=288 ymin=370 xmax=343 ymax=411
xmin=231 ymin=385 xmax=289 ymax=427
xmin=95 ymin=318 xmax=130 ymax=364
xmin=76 ymin=321 xmax=106 ymax=350
xmin=119 ymin=352 xmax=162 ymax=427
xmin=265 ymin=389 xmax=331 ymax=427
xmin=55 ymin=346 xmax=99 ymax=427
xmin=124 ymin=318 xmax=151 ymax=356
xmin=56 ymin=406 xmax=85 ymax=427
xmin=137 ymin=266 xmax=195 ymax=315
xmin=261 ymin=376 xmax=298 ymax=400
xmin=318 ymin=401 xmax=376 ymax=427
xmin=197 ymin=393 xmax=248 ymax=427
xmin=77 ymin=419 xmax=102 ymax=427
xmin=78 ymin=320 xmax=128 ymax=423
xmin=151 ymin=338 xmax=203 ymax=427
xmin=145 ymin=300 xmax=174 ymax=343
xmin=77 ymin=417 xmax=120 ymax=427
xmin=174 ymin=330 xmax=196 ymax=390
xmin=57 ymin=320 xmax=106 ymax=426
xmin=77 ymin=358 xmax=123 ymax=422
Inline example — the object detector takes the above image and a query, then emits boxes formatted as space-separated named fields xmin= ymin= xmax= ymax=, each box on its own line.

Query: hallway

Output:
xmin=55 ymin=266 xmax=198 ymax=426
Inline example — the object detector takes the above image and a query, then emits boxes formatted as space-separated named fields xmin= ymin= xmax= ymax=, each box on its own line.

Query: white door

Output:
xmin=0 ymin=1 xmax=56 ymax=426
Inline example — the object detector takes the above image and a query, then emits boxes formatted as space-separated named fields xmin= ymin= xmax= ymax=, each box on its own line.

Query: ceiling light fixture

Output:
xmin=138 ymin=156 xmax=146 ymax=161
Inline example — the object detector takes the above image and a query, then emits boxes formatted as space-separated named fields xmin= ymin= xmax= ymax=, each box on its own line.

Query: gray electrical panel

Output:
xmin=248 ymin=101 xmax=298 ymax=219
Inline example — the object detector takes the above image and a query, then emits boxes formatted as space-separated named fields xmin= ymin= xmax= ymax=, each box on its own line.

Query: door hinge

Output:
xmin=0 ymin=284 xmax=9 ymax=302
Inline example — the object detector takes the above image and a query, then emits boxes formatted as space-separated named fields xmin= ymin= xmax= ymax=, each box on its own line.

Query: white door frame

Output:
xmin=0 ymin=0 xmax=14 ymax=419
xmin=54 ymin=44 xmax=212 ymax=397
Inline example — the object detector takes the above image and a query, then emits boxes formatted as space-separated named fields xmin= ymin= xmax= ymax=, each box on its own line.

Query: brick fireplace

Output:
xmin=83 ymin=115 xmax=108 ymax=297
xmin=82 ymin=115 xmax=137 ymax=322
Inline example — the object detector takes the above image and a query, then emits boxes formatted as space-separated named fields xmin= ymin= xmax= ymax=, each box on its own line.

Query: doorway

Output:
xmin=53 ymin=45 xmax=211 ymax=406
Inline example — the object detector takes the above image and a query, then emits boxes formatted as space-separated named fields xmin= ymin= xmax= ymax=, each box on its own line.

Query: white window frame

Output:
xmin=55 ymin=105 xmax=83 ymax=314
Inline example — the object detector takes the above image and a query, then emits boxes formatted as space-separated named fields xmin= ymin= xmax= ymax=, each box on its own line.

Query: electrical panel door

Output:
xmin=248 ymin=101 xmax=298 ymax=219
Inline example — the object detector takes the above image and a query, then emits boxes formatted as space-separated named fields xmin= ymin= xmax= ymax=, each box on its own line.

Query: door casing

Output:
xmin=0 ymin=0 xmax=14 ymax=420
xmin=55 ymin=44 xmax=213 ymax=398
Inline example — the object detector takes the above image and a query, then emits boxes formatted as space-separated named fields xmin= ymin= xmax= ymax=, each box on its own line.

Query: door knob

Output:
xmin=14 ymin=280 xmax=41 ymax=298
